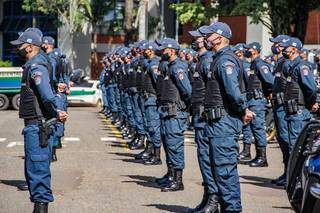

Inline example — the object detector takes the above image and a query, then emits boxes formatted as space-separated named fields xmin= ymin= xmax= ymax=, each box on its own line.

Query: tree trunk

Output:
xmin=124 ymin=0 xmax=134 ymax=45
xmin=92 ymin=25 xmax=99 ymax=79
xmin=138 ymin=1 xmax=148 ymax=40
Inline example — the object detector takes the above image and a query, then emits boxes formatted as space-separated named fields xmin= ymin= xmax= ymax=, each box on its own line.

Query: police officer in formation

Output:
xmin=100 ymin=20 xmax=320 ymax=212
xmin=11 ymin=28 xmax=69 ymax=213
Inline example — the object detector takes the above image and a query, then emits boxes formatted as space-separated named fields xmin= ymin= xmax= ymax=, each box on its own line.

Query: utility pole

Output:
xmin=138 ymin=0 xmax=148 ymax=40
xmin=160 ymin=0 xmax=165 ymax=39
xmin=175 ymin=0 xmax=179 ymax=41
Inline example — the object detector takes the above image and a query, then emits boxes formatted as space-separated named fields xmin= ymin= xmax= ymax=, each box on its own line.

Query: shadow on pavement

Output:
xmin=272 ymin=206 xmax=292 ymax=210
xmin=240 ymin=175 xmax=285 ymax=190
xmin=0 ymin=180 xmax=26 ymax=188
xmin=108 ymin=152 xmax=136 ymax=158
xmin=145 ymin=204 xmax=190 ymax=212
xmin=122 ymin=175 xmax=162 ymax=189
xmin=118 ymin=158 xmax=146 ymax=164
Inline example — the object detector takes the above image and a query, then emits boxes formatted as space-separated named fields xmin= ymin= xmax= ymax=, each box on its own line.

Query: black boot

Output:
xmin=195 ymin=194 xmax=220 ymax=213
xmin=249 ymin=146 xmax=268 ymax=167
xmin=111 ymin=112 xmax=119 ymax=124
xmin=272 ymin=165 xmax=287 ymax=186
xmin=127 ymin=128 xmax=137 ymax=142
xmin=51 ymin=147 xmax=57 ymax=162
xmin=161 ymin=169 xmax=184 ymax=192
xmin=17 ymin=183 xmax=28 ymax=191
xmin=33 ymin=202 xmax=48 ymax=213
xmin=135 ymin=141 xmax=153 ymax=160
xmin=144 ymin=147 xmax=162 ymax=165
xmin=156 ymin=167 xmax=174 ymax=185
xmin=189 ymin=189 xmax=209 ymax=212
xmin=238 ymin=143 xmax=251 ymax=164
xmin=56 ymin=138 xmax=62 ymax=149
xmin=129 ymin=135 xmax=145 ymax=150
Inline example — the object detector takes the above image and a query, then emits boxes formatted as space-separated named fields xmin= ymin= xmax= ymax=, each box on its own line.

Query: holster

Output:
xmin=201 ymin=107 xmax=226 ymax=122
xmin=285 ymin=99 xmax=304 ymax=115
xmin=38 ymin=118 xmax=57 ymax=148
xmin=247 ymin=89 xmax=263 ymax=100
xmin=161 ymin=103 xmax=178 ymax=118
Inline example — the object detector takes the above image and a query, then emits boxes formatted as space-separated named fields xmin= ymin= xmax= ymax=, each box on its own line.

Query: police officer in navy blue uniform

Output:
xmin=157 ymin=38 xmax=192 ymax=192
xmin=199 ymin=22 xmax=254 ymax=212
xmin=279 ymin=38 xmax=318 ymax=152
xmin=269 ymin=35 xmax=292 ymax=186
xmin=42 ymin=37 xmax=68 ymax=162
xmin=138 ymin=41 xmax=162 ymax=165
xmin=11 ymin=29 xmax=68 ymax=213
xmin=239 ymin=42 xmax=274 ymax=167
xmin=188 ymin=26 xmax=218 ymax=212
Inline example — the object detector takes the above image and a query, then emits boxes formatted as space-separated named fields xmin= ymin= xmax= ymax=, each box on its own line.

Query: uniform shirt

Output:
xmin=168 ymin=57 xmax=192 ymax=101
xmin=197 ymin=50 xmax=213 ymax=81
xmin=99 ymin=68 xmax=106 ymax=86
xmin=213 ymin=46 xmax=248 ymax=115
xmin=250 ymin=57 xmax=275 ymax=96
xmin=25 ymin=53 xmax=58 ymax=117
xmin=289 ymin=56 xmax=317 ymax=107
xmin=146 ymin=56 xmax=160 ymax=83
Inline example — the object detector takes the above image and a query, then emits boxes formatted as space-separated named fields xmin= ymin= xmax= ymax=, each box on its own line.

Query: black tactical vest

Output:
xmin=160 ymin=65 xmax=181 ymax=104
xmin=204 ymin=50 xmax=245 ymax=110
xmin=19 ymin=63 xmax=55 ymax=120
xmin=128 ymin=69 xmax=137 ymax=87
xmin=191 ymin=67 xmax=205 ymax=109
xmin=272 ymin=59 xmax=287 ymax=95
xmin=284 ymin=63 xmax=306 ymax=105
xmin=144 ymin=70 xmax=156 ymax=94
xmin=104 ymin=69 xmax=111 ymax=86
xmin=136 ymin=69 xmax=145 ymax=92
xmin=247 ymin=60 xmax=262 ymax=93
xmin=19 ymin=64 xmax=40 ymax=119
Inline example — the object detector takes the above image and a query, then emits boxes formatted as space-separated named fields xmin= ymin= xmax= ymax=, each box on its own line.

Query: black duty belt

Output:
xmin=24 ymin=119 xmax=39 ymax=126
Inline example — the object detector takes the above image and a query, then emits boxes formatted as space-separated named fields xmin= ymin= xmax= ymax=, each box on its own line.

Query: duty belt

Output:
xmin=246 ymin=90 xmax=264 ymax=100
xmin=144 ymin=92 xmax=156 ymax=100
xmin=271 ymin=92 xmax=285 ymax=107
xmin=201 ymin=107 xmax=227 ymax=122
xmin=24 ymin=118 xmax=39 ymax=126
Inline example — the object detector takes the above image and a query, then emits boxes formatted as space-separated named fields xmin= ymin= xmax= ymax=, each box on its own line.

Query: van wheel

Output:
xmin=0 ymin=94 xmax=10 ymax=110
xmin=12 ymin=94 xmax=20 ymax=110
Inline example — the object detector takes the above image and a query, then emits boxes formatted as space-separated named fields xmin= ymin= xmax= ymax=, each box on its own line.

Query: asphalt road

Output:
xmin=0 ymin=107 xmax=293 ymax=213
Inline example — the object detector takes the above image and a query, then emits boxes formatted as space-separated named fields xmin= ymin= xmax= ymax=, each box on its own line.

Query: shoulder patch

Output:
xmin=177 ymin=69 xmax=185 ymax=80
xmin=223 ymin=61 xmax=235 ymax=75
xmin=260 ymin=65 xmax=269 ymax=74
xmin=151 ymin=65 xmax=159 ymax=74
xmin=31 ymin=71 xmax=43 ymax=85
xmin=300 ymin=65 xmax=310 ymax=76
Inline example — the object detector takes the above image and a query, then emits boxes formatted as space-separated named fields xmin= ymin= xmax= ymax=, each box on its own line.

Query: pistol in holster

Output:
xmin=39 ymin=118 xmax=57 ymax=148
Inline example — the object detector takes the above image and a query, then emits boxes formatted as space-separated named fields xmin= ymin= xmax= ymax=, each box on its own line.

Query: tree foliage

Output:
xmin=170 ymin=0 xmax=320 ymax=42
xmin=23 ymin=0 xmax=92 ymax=34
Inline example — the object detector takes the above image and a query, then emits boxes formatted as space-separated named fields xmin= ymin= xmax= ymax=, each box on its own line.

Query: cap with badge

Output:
xmin=244 ymin=42 xmax=261 ymax=53
xmin=158 ymin=38 xmax=180 ymax=50
xmin=188 ymin=25 xmax=208 ymax=37
xmin=141 ymin=41 xmax=158 ymax=51
xmin=233 ymin=43 xmax=246 ymax=52
xmin=269 ymin=35 xmax=291 ymax=43
xmin=199 ymin=22 xmax=232 ymax=39
xmin=279 ymin=37 xmax=302 ymax=50
xmin=42 ymin=36 xmax=55 ymax=46
xmin=11 ymin=28 xmax=43 ymax=47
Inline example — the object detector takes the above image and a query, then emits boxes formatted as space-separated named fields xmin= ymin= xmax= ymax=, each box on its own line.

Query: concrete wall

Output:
xmin=58 ymin=22 xmax=91 ymax=77
xmin=246 ymin=17 xmax=273 ymax=57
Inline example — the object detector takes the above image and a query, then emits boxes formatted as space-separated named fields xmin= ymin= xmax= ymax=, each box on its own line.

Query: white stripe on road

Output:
xmin=0 ymin=138 xmax=7 ymax=142
xmin=63 ymin=137 xmax=80 ymax=142
xmin=184 ymin=138 xmax=193 ymax=143
xmin=6 ymin=141 xmax=24 ymax=148
xmin=101 ymin=137 xmax=118 ymax=142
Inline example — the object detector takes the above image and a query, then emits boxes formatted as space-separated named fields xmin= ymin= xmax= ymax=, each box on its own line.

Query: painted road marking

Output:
xmin=101 ymin=137 xmax=118 ymax=142
xmin=0 ymin=138 xmax=7 ymax=142
xmin=6 ymin=141 xmax=24 ymax=148
xmin=64 ymin=137 xmax=80 ymax=142
xmin=103 ymin=119 xmax=128 ymax=149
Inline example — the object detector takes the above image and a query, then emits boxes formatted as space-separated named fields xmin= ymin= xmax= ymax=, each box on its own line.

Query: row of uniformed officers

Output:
xmin=100 ymin=21 xmax=319 ymax=213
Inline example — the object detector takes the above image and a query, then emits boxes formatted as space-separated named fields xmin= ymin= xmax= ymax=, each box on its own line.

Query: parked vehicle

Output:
xmin=0 ymin=67 xmax=22 ymax=110
xmin=286 ymin=120 xmax=320 ymax=213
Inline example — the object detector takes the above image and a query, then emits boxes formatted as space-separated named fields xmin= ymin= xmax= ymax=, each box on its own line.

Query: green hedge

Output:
xmin=0 ymin=60 xmax=12 ymax=67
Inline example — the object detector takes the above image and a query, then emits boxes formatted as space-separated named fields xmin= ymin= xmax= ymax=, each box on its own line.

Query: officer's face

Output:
xmin=235 ymin=50 xmax=244 ymax=58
